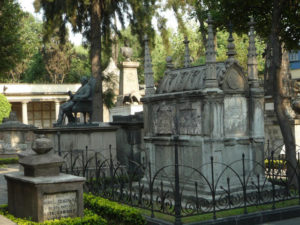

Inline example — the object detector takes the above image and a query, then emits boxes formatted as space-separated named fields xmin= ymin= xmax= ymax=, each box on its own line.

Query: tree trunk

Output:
xmin=269 ymin=0 xmax=298 ymax=187
xmin=91 ymin=0 xmax=103 ymax=122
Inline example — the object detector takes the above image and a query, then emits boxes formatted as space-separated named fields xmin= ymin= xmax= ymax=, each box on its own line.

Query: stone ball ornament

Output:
xmin=31 ymin=134 xmax=53 ymax=154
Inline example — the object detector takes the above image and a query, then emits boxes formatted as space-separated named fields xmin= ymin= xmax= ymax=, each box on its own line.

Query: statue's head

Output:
xmin=80 ymin=76 xmax=88 ymax=85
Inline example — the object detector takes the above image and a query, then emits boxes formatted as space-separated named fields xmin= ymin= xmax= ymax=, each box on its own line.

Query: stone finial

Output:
xmin=205 ymin=12 xmax=219 ymax=89
xmin=183 ymin=36 xmax=191 ymax=67
xmin=247 ymin=17 xmax=259 ymax=84
xmin=144 ymin=35 xmax=155 ymax=96
xmin=166 ymin=56 xmax=174 ymax=72
xmin=31 ymin=134 xmax=53 ymax=154
xmin=226 ymin=21 xmax=236 ymax=62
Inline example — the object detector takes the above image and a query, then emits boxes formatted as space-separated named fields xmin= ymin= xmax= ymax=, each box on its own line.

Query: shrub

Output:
xmin=84 ymin=193 xmax=146 ymax=225
xmin=264 ymin=159 xmax=287 ymax=169
xmin=0 ymin=94 xmax=11 ymax=123
xmin=0 ymin=158 xmax=19 ymax=165
xmin=0 ymin=206 xmax=107 ymax=225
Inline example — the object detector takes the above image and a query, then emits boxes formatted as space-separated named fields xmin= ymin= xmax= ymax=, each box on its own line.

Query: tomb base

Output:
xmin=5 ymin=173 xmax=85 ymax=222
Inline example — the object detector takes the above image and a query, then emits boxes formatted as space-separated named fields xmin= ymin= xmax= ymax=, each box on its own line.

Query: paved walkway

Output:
xmin=0 ymin=164 xmax=19 ymax=225
xmin=0 ymin=164 xmax=19 ymax=205
xmin=259 ymin=217 xmax=300 ymax=225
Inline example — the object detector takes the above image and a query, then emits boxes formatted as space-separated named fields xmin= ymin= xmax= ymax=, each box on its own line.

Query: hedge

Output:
xmin=0 ymin=158 xmax=18 ymax=165
xmin=84 ymin=193 xmax=146 ymax=225
xmin=0 ymin=205 xmax=107 ymax=225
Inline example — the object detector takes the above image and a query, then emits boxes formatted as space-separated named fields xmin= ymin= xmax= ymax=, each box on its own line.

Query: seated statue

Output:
xmin=54 ymin=76 xmax=93 ymax=125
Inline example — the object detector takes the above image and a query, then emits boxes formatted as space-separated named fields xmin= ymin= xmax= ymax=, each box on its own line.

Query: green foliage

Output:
xmin=0 ymin=207 xmax=107 ymax=225
xmin=0 ymin=0 xmax=25 ymax=79
xmin=9 ymin=13 xmax=43 ymax=82
xmin=84 ymin=193 xmax=146 ymax=225
xmin=215 ymin=32 xmax=266 ymax=77
xmin=43 ymin=30 xmax=74 ymax=84
xmin=24 ymin=52 xmax=48 ymax=83
xmin=206 ymin=0 xmax=300 ymax=50
xmin=0 ymin=94 xmax=11 ymax=123
xmin=0 ymin=158 xmax=18 ymax=165
xmin=264 ymin=159 xmax=292 ymax=169
xmin=65 ymin=46 xmax=91 ymax=83
xmin=102 ymin=89 xmax=115 ymax=109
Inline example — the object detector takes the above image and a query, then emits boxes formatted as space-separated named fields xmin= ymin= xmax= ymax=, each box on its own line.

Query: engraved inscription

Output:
xmin=224 ymin=97 xmax=248 ymax=136
xmin=43 ymin=192 xmax=77 ymax=220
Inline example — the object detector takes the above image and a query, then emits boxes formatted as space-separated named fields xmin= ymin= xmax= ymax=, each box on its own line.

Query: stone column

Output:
xmin=119 ymin=61 xmax=140 ymax=96
xmin=22 ymin=101 xmax=28 ymax=124
xmin=55 ymin=101 xmax=60 ymax=120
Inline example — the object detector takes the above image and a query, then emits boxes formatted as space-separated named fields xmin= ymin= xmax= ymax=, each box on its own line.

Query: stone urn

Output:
xmin=31 ymin=135 xmax=53 ymax=154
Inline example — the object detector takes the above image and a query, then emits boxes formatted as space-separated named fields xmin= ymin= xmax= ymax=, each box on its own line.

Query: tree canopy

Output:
xmin=0 ymin=0 xmax=25 ymax=79
xmin=0 ymin=94 xmax=11 ymax=123
xmin=34 ymin=0 xmax=156 ymax=121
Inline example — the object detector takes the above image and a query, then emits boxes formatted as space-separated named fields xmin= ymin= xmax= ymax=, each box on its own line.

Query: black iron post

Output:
xmin=174 ymin=135 xmax=182 ymax=225
xmin=149 ymin=161 xmax=154 ymax=218
xmin=242 ymin=154 xmax=248 ymax=214
xmin=109 ymin=145 xmax=113 ymax=177
xmin=211 ymin=156 xmax=216 ymax=219
xmin=57 ymin=131 xmax=61 ymax=156
xmin=271 ymin=151 xmax=276 ymax=210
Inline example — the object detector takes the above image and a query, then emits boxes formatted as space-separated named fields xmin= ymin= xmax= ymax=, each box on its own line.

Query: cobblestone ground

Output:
xmin=0 ymin=164 xmax=19 ymax=224
xmin=0 ymin=164 xmax=19 ymax=205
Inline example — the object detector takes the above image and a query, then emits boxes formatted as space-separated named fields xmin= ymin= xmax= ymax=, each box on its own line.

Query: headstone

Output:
xmin=5 ymin=135 xmax=85 ymax=222
xmin=0 ymin=112 xmax=36 ymax=156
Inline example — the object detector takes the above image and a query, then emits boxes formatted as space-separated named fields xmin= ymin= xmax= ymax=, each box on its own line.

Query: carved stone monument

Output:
xmin=0 ymin=112 xmax=37 ymax=157
xmin=142 ymin=16 xmax=265 ymax=194
xmin=110 ymin=44 xmax=143 ymax=121
xmin=5 ymin=135 xmax=85 ymax=222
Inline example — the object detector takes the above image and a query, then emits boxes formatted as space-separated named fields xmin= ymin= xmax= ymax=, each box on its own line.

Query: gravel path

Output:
xmin=0 ymin=164 xmax=19 ymax=224
xmin=0 ymin=164 xmax=19 ymax=205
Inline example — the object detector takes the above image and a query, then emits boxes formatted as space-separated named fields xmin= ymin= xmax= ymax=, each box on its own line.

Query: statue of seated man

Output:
xmin=55 ymin=76 xmax=92 ymax=125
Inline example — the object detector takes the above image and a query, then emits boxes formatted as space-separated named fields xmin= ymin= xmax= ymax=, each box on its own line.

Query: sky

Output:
xmin=18 ymin=0 xmax=178 ymax=46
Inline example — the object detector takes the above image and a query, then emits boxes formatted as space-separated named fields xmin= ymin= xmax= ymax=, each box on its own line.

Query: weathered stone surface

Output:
xmin=141 ymin=19 xmax=265 ymax=194
xmin=0 ymin=113 xmax=36 ymax=155
xmin=5 ymin=173 xmax=85 ymax=222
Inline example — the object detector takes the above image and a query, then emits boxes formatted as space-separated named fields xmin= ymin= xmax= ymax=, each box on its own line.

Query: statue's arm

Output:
xmin=73 ymin=86 xmax=92 ymax=101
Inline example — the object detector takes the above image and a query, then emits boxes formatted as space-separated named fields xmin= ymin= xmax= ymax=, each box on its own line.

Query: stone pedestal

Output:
xmin=5 ymin=173 xmax=85 ymax=222
xmin=117 ymin=61 xmax=140 ymax=106
xmin=5 ymin=135 xmax=85 ymax=222
xmin=109 ymin=105 xmax=143 ymax=122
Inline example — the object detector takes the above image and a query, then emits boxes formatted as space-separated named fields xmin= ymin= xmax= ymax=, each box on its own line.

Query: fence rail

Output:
xmin=57 ymin=144 xmax=300 ymax=225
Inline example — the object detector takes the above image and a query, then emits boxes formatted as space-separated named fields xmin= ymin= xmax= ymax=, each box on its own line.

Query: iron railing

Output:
xmin=57 ymin=143 xmax=300 ymax=225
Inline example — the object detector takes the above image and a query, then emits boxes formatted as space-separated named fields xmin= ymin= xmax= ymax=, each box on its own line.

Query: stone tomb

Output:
xmin=142 ymin=17 xmax=265 ymax=194
xmin=5 ymin=135 xmax=85 ymax=222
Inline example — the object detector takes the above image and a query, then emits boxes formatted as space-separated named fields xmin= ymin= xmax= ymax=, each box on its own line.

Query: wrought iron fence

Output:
xmin=57 ymin=143 xmax=300 ymax=225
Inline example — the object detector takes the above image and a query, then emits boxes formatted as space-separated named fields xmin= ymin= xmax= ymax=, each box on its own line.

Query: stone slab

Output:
xmin=5 ymin=172 xmax=85 ymax=184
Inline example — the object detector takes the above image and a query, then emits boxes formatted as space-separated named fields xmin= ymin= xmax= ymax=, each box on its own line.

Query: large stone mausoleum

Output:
xmin=142 ymin=16 xmax=265 ymax=191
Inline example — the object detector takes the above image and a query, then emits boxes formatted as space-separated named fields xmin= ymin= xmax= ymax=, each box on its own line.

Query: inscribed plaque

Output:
xmin=43 ymin=192 xmax=77 ymax=220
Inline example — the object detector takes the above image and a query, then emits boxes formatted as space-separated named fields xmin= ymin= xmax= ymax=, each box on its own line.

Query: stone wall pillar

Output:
xmin=55 ymin=101 xmax=60 ymax=120
xmin=22 ymin=101 xmax=29 ymax=124
xmin=119 ymin=61 xmax=140 ymax=96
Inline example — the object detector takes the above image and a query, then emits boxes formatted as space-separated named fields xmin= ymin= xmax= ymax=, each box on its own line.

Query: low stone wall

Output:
xmin=34 ymin=125 xmax=118 ymax=160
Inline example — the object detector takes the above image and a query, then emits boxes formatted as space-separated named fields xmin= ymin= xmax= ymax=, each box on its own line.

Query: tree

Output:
xmin=10 ymin=13 xmax=43 ymax=82
xmin=65 ymin=46 xmax=92 ymax=83
xmin=34 ymin=0 xmax=156 ymax=122
xmin=0 ymin=94 xmax=11 ymax=124
xmin=205 ymin=0 xmax=300 ymax=185
xmin=42 ymin=30 xmax=74 ymax=84
xmin=0 ymin=0 xmax=25 ymax=80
